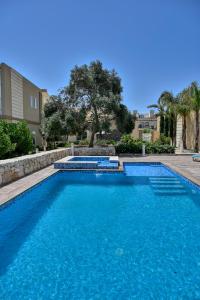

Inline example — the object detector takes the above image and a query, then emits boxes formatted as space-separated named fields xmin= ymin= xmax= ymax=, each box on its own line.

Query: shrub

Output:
xmin=95 ymin=139 xmax=116 ymax=146
xmin=0 ymin=128 xmax=15 ymax=158
xmin=78 ymin=139 xmax=89 ymax=146
xmin=116 ymin=135 xmax=175 ymax=154
xmin=13 ymin=122 xmax=34 ymax=155
xmin=157 ymin=134 xmax=171 ymax=145
xmin=143 ymin=128 xmax=152 ymax=134
xmin=0 ymin=120 xmax=33 ymax=159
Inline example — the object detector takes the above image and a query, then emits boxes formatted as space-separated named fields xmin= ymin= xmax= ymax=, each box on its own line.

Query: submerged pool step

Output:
xmin=151 ymin=184 xmax=185 ymax=189
xmin=154 ymin=190 xmax=188 ymax=196
xmin=149 ymin=176 xmax=188 ymax=196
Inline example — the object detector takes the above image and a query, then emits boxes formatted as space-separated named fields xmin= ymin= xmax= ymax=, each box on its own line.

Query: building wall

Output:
xmin=186 ymin=112 xmax=196 ymax=150
xmin=0 ymin=64 xmax=12 ymax=117
xmin=0 ymin=63 xmax=47 ymax=147
xmin=176 ymin=111 xmax=200 ymax=151
xmin=11 ymin=69 xmax=24 ymax=119
xmin=23 ymin=78 xmax=41 ymax=124
xmin=132 ymin=117 xmax=159 ymax=141
xmin=176 ymin=115 xmax=183 ymax=149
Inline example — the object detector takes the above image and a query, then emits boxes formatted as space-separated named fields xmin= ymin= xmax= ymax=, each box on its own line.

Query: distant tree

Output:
xmin=148 ymin=91 xmax=177 ymax=145
xmin=177 ymin=88 xmax=191 ymax=149
xmin=147 ymin=96 xmax=167 ymax=135
xmin=115 ymin=104 xmax=135 ymax=134
xmin=45 ymin=112 xmax=63 ymax=148
xmin=63 ymin=60 xmax=123 ymax=147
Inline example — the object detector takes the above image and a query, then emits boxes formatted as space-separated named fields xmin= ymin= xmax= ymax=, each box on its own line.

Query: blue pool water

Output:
xmin=69 ymin=156 xmax=110 ymax=162
xmin=1 ymin=164 xmax=200 ymax=299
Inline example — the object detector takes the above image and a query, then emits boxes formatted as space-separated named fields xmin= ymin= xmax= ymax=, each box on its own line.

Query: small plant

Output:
xmin=95 ymin=139 xmax=116 ymax=146
xmin=143 ymin=128 xmax=152 ymax=134
xmin=78 ymin=139 xmax=89 ymax=146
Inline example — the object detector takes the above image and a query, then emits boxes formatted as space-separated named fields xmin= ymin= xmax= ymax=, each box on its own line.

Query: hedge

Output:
xmin=116 ymin=135 xmax=175 ymax=154
xmin=0 ymin=120 xmax=34 ymax=159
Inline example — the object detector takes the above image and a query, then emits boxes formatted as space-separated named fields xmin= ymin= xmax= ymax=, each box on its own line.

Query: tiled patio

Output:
xmin=0 ymin=155 xmax=199 ymax=206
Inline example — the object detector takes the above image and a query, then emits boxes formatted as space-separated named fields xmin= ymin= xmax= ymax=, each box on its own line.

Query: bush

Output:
xmin=13 ymin=122 xmax=33 ymax=155
xmin=0 ymin=120 xmax=33 ymax=159
xmin=78 ymin=139 xmax=89 ymax=146
xmin=157 ymin=134 xmax=171 ymax=145
xmin=116 ymin=135 xmax=175 ymax=154
xmin=0 ymin=128 xmax=16 ymax=158
xmin=143 ymin=128 xmax=152 ymax=134
xmin=95 ymin=139 xmax=116 ymax=146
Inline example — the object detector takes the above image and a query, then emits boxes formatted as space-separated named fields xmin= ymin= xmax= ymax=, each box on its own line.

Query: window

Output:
xmin=30 ymin=96 xmax=38 ymax=109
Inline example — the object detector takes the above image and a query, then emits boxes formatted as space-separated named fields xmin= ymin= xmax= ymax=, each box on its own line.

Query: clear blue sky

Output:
xmin=0 ymin=0 xmax=199 ymax=112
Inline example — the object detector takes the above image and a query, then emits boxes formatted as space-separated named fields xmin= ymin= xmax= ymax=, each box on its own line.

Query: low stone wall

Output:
xmin=0 ymin=148 xmax=71 ymax=187
xmin=74 ymin=146 xmax=115 ymax=156
xmin=0 ymin=146 xmax=116 ymax=186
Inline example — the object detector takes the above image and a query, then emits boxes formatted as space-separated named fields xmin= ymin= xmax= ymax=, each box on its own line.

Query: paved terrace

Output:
xmin=0 ymin=155 xmax=199 ymax=206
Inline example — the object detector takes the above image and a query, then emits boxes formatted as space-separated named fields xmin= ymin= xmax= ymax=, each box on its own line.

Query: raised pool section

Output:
xmin=54 ymin=156 xmax=119 ymax=169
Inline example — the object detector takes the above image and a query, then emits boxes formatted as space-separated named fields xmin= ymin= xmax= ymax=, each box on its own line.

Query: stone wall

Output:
xmin=74 ymin=146 xmax=115 ymax=156
xmin=0 ymin=146 xmax=116 ymax=186
xmin=0 ymin=148 xmax=71 ymax=187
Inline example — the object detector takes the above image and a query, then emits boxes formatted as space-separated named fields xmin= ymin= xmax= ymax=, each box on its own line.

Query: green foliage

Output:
xmin=0 ymin=120 xmax=33 ymax=159
xmin=65 ymin=60 xmax=123 ymax=147
xmin=78 ymin=139 xmax=89 ymax=146
xmin=157 ymin=134 xmax=171 ymax=145
xmin=0 ymin=128 xmax=15 ymax=158
xmin=13 ymin=122 xmax=34 ymax=155
xmin=116 ymin=135 xmax=175 ymax=154
xmin=143 ymin=128 xmax=152 ymax=134
xmin=114 ymin=104 xmax=135 ymax=134
xmin=45 ymin=112 xmax=63 ymax=145
xmin=95 ymin=139 xmax=116 ymax=146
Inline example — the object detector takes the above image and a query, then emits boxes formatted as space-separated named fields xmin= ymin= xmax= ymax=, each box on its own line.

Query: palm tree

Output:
xmin=148 ymin=91 xmax=177 ymax=145
xmin=176 ymin=88 xmax=191 ymax=150
xmin=147 ymin=95 xmax=167 ymax=135
xmin=190 ymin=82 xmax=200 ymax=152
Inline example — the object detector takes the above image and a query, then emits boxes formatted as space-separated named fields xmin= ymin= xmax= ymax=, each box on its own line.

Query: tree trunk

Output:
xmin=89 ymin=130 xmax=95 ymax=147
xmin=160 ymin=116 xmax=164 ymax=134
xmin=182 ymin=115 xmax=187 ymax=150
xmin=164 ymin=116 xmax=169 ymax=137
xmin=172 ymin=117 xmax=176 ymax=146
xmin=195 ymin=110 xmax=200 ymax=152
xmin=43 ymin=139 xmax=47 ymax=152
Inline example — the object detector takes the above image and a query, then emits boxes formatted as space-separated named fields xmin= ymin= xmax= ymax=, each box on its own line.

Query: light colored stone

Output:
xmin=0 ymin=146 xmax=115 ymax=186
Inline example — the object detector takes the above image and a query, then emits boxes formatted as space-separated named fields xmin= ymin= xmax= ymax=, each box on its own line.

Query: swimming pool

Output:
xmin=0 ymin=163 xmax=200 ymax=298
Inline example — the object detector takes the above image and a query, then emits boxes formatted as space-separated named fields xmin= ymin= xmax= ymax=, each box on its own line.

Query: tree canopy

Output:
xmin=43 ymin=60 xmax=134 ymax=147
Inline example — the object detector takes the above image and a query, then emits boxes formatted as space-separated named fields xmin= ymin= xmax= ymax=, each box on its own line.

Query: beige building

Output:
xmin=132 ymin=112 xmax=160 ymax=142
xmin=0 ymin=63 xmax=49 ymax=146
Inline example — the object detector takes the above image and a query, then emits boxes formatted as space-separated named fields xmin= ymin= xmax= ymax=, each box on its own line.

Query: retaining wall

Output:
xmin=0 ymin=146 xmax=115 ymax=186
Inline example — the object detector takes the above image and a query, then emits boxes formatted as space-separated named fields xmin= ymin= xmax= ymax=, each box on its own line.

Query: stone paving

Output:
xmin=0 ymin=155 xmax=199 ymax=206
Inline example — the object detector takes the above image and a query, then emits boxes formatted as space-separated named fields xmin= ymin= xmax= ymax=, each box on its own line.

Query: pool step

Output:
xmin=149 ymin=176 xmax=188 ymax=196
xmin=151 ymin=184 xmax=184 ymax=189
xmin=154 ymin=190 xmax=188 ymax=196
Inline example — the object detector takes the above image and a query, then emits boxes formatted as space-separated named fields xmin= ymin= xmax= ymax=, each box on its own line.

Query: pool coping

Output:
xmin=54 ymin=155 xmax=119 ymax=169
xmin=0 ymin=158 xmax=199 ymax=207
